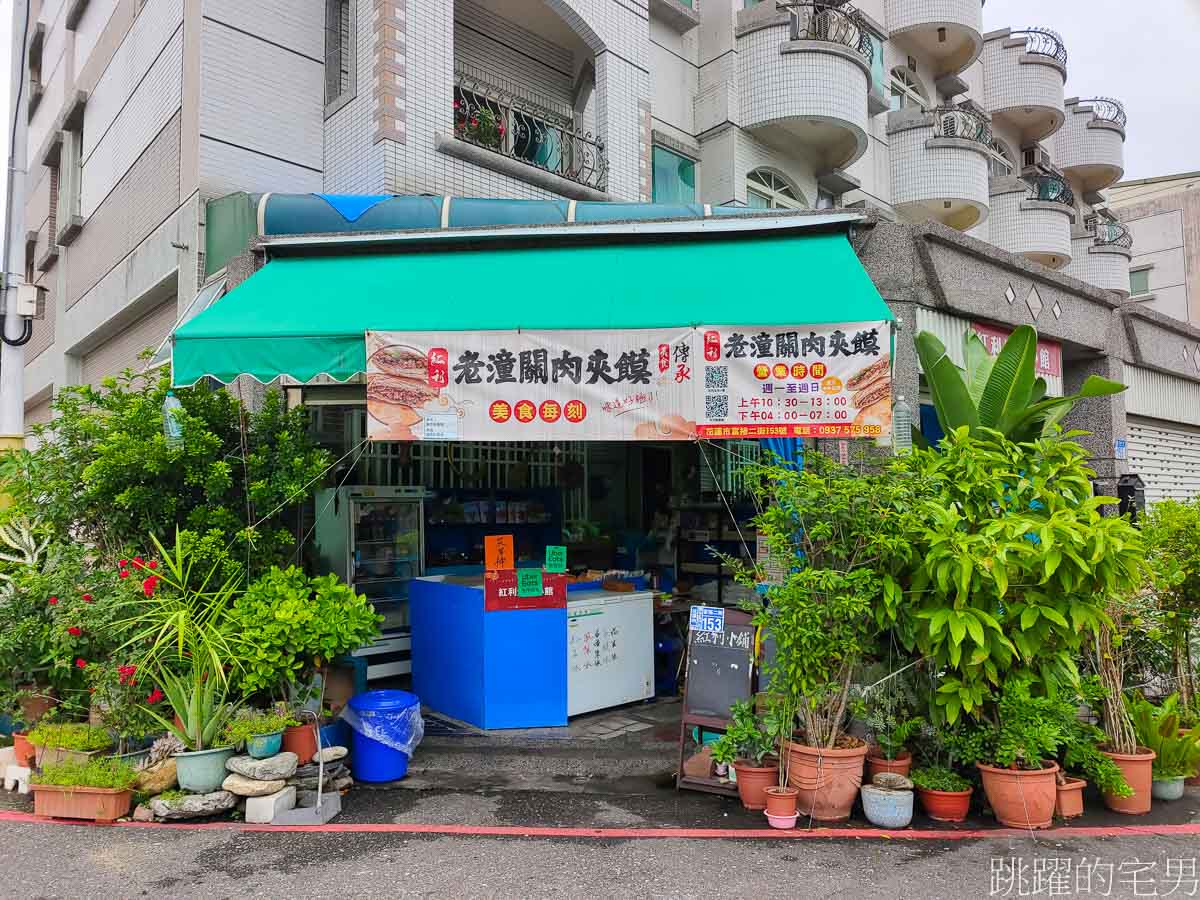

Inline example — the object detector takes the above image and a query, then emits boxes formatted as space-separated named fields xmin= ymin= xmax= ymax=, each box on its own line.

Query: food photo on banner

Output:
xmin=365 ymin=323 xmax=892 ymax=442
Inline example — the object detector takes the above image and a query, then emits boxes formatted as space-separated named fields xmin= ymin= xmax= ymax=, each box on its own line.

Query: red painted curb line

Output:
xmin=3 ymin=810 xmax=1200 ymax=839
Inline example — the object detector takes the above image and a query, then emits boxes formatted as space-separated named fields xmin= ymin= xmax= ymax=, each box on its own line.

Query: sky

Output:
xmin=0 ymin=0 xmax=1197 ymax=244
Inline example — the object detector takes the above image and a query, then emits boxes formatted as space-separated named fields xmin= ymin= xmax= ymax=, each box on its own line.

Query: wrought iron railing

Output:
xmin=453 ymin=65 xmax=608 ymax=193
xmin=778 ymin=2 xmax=874 ymax=65
xmin=1024 ymin=172 xmax=1074 ymax=207
xmin=933 ymin=106 xmax=992 ymax=146
xmin=1079 ymin=96 xmax=1127 ymax=130
xmin=1090 ymin=219 xmax=1133 ymax=249
xmin=1012 ymin=27 xmax=1068 ymax=66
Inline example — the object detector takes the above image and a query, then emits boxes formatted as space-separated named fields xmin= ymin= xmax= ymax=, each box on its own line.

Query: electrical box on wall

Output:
xmin=13 ymin=283 xmax=46 ymax=318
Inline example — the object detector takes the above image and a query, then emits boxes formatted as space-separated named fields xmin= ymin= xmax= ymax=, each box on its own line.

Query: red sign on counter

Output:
xmin=484 ymin=570 xmax=567 ymax=611
xmin=971 ymin=323 xmax=1062 ymax=378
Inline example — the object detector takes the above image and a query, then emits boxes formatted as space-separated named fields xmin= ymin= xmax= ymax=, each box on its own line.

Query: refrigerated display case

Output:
xmin=314 ymin=486 xmax=425 ymax=680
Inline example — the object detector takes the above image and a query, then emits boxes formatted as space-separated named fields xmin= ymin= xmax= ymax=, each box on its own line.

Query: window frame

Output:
xmin=888 ymin=68 xmax=927 ymax=113
xmin=745 ymin=169 xmax=807 ymax=209
xmin=324 ymin=0 xmax=357 ymax=118
xmin=652 ymin=145 xmax=697 ymax=204
xmin=1129 ymin=266 xmax=1152 ymax=297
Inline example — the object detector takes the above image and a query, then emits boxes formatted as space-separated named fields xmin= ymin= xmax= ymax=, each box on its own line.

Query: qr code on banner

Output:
xmin=705 ymin=395 xmax=729 ymax=421
xmin=705 ymin=366 xmax=728 ymax=391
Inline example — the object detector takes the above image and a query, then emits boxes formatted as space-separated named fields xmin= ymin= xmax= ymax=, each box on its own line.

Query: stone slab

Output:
xmin=245 ymin=786 xmax=297 ymax=825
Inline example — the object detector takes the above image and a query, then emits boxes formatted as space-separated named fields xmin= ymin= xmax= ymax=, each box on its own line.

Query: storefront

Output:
xmin=171 ymin=200 xmax=895 ymax=729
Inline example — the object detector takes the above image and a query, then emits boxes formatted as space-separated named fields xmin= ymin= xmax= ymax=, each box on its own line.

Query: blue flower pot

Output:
xmin=246 ymin=731 xmax=283 ymax=760
xmin=860 ymin=785 xmax=913 ymax=829
xmin=174 ymin=747 xmax=235 ymax=793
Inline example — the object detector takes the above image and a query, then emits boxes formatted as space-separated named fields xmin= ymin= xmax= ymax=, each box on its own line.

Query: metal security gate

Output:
xmin=1127 ymin=417 xmax=1200 ymax=505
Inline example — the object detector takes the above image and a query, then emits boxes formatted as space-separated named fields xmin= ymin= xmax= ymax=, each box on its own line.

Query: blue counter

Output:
xmin=409 ymin=577 xmax=567 ymax=729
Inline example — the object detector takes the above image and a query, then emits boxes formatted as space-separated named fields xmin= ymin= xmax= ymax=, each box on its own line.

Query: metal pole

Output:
xmin=0 ymin=0 xmax=31 ymax=442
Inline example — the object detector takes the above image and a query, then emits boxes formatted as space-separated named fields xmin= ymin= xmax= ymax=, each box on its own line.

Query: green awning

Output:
xmin=172 ymin=232 xmax=892 ymax=386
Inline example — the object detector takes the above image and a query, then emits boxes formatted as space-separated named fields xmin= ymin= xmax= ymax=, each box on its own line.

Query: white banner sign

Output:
xmin=365 ymin=323 xmax=891 ymax=441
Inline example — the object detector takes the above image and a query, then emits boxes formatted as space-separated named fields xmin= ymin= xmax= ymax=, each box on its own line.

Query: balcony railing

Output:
xmin=1079 ymin=96 xmax=1127 ymax=131
xmin=934 ymin=107 xmax=993 ymax=146
xmin=1090 ymin=219 xmax=1133 ymax=250
xmin=453 ymin=66 xmax=608 ymax=193
xmin=1012 ymin=27 xmax=1068 ymax=66
xmin=1024 ymin=172 xmax=1074 ymax=208
xmin=779 ymin=2 xmax=874 ymax=65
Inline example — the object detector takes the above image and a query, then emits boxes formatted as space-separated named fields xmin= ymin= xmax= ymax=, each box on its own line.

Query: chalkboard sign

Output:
xmin=683 ymin=622 xmax=756 ymax=718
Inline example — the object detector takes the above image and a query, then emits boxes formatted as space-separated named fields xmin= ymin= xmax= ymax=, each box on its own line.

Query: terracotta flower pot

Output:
xmin=32 ymin=784 xmax=132 ymax=823
xmin=916 ymin=786 xmax=973 ymax=823
xmin=977 ymin=761 xmax=1058 ymax=829
xmin=1055 ymin=776 xmax=1086 ymax=820
xmin=282 ymin=722 xmax=318 ymax=764
xmin=12 ymin=732 xmax=35 ymax=768
xmin=866 ymin=749 xmax=912 ymax=781
xmin=1100 ymin=747 xmax=1156 ymax=815
xmin=786 ymin=740 xmax=870 ymax=823
xmin=764 ymin=785 xmax=799 ymax=818
xmin=732 ymin=759 xmax=778 ymax=811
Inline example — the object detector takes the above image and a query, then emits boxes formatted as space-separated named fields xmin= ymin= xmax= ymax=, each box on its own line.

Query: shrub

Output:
xmin=910 ymin=766 xmax=971 ymax=793
xmin=26 ymin=722 xmax=112 ymax=752
xmin=33 ymin=758 xmax=137 ymax=791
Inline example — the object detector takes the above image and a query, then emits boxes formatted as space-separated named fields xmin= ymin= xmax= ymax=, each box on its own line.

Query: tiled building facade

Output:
xmin=11 ymin=0 xmax=1200 ymax=501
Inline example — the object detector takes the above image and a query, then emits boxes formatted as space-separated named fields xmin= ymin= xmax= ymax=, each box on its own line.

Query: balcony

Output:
xmin=988 ymin=172 xmax=1075 ymax=269
xmin=448 ymin=66 xmax=608 ymax=197
xmin=885 ymin=0 xmax=983 ymax=77
xmin=982 ymin=27 xmax=1067 ymax=143
xmin=1065 ymin=220 xmax=1133 ymax=297
xmin=889 ymin=106 xmax=991 ymax=230
xmin=1052 ymin=97 xmax=1126 ymax=194
xmin=737 ymin=2 xmax=873 ymax=171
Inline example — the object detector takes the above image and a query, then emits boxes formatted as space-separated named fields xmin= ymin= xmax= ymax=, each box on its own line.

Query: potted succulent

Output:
xmin=143 ymin=662 xmax=238 ymax=793
xmin=709 ymin=700 xmax=777 ymax=811
xmin=1129 ymin=693 xmax=1200 ymax=802
xmin=224 ymin=709 xmax=296 ymax=759
xmin=30 ymin=757 xmax=137 ymax=823
xmin=910 ymin=766 xmax=973 ymax=823
xmin=26 ymin=721 xmax=112 ymax=768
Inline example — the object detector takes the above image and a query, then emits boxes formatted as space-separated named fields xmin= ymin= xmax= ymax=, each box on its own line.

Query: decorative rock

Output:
xmin=314 ymin=746 xmax=348 ymax=763
xmin=222 ymin=773 xmax=288 ymax=797
xmin=132 ymin=804 xmax=155 ymax=822
xmin=134 ymin=758 xmax=178 ymax=796
xmin=331 ymin=775 xmax=354 ymax=791
xmin=294 ymin=761 xmax=347 ymax=779
xmin=245 ymin=786 xmax=297 ymax=824
xmin=149 ymin=790 xmax=237 ymax=820
xmin=225 ymin=752 xmax=298 ymax=781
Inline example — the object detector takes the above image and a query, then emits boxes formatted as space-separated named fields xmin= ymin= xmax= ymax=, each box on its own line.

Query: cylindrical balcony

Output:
xmin=1052 ymin=97 xmax=1126 ymax=194
xmin=988 ymin=173 xmax=1074 ymax=269
xmin=889 ymin=106 xmax=990 ymax=230
xmin=1065 ymin=221 xmax=1133 ymax=297
xmin=886 ymin=0 xmax=983 ymax=76
xmin=737 ymin=2 xmax=872 ymax=171
xmin=983 ymin=27 xmax=1067 ymax=143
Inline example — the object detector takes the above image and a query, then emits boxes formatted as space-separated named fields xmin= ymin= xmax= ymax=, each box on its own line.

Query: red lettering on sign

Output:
xmin=489 ymin=400 xmax=512 ymax=423
xmin=428 ymin=348 xmax=449 ymax=388
xmin=539 ymin=400 xmax=562 ymax=423
xmin=658 ymin=344 xmax=670 ymax=373
xmin=564 ymin=400 xmax=587 ymax=423
xmin=704 ymin=330 xmax=721 ymax=362
xmin=514 ymin=400 xmax=537 ymax=423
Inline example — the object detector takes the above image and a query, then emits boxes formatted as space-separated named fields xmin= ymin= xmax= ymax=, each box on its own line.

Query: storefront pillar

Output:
xmin=1063 ymin=356 xmax=1129 ymax=500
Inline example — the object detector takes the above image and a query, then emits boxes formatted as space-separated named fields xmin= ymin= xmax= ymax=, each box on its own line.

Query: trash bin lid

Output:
xmin=348 ymin=689 xmax=420 ymax=712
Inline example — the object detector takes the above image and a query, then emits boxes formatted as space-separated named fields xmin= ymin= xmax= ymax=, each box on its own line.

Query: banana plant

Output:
xmin=916 ymin=325 xmax=1126 ymax=443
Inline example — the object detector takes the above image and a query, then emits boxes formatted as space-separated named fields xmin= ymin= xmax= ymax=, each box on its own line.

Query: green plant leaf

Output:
xmin=916 ymin=332 xmax=980 ymax=433
xmin=962 ymin=331 xmax=995 ymax=406
xmin=978 ymin=325 xmax=1037 ymax=431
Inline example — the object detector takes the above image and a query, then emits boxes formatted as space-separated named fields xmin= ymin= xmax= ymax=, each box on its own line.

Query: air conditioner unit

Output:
xmin=1022 ymin=146 xmax=1051 ymax=169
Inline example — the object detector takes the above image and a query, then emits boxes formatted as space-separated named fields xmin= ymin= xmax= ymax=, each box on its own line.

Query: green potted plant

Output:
xmin=26 ymin=721 xmax=112 ymax=768
xmin=1129 ymin=693 xmax=1200 ymax=802
xmin=85 ymin=663 xmax=162 ymax=767
xmin=30 ymin=757 xmax=137 ymax=823
xmin=1054 ymin=677 xmax=1131 ymax=818
xmin=761 ymin=696 xmax=799 ymax=828
xmin=709 ymin=699 xmax=777 ymax=811
xmin=223 ymin=709 xmax=296 ymax=760
xmin=142 ymin=662 xmax=238 ymax=793
xmin=910 ymin=766 xmax=973 ymax=823
xmin=861 ymin=689 xmax=921 ymax=780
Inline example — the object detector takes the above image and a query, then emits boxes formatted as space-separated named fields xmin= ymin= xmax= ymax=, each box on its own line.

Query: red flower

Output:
xmin=67 ymin=626 xmax=82 ymax=637
xmin=133 ymin=557 xmax=145 ymax=569
xmin=119 ymin=559 xmax=128 ymax=567
xmin=498 ymin=124 xmax=506 ymax=135
xmin=148 ymin=561 xmax=157 ymax=570
xmin=75 ymin=658 xmax=87 ymax=669
xmin=142 ymin=575 xmax=159 ymax=597
xmin=81 ymin=593 xmax=93 ymax=603
xmin=146 ymin=688 xmax=164 ymax=704
xmin=470 ymin=118 xmax=478 ymax=127
xmin=119 ymin=569 xmax=130 ymax=579
xmin=48 ymin=596 xmax=58 ymax=605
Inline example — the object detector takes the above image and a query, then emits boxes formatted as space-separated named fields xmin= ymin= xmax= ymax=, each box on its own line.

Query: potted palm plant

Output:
xmin=143 ymin=662 xmax=238 ymax=793
xmin=1129 ymin=693 xmax=1200 ymax=802
xmin=31 ymin=757 xmax=137 ymax=823
xmin=709 ymin=699 xmax=777 ymax=811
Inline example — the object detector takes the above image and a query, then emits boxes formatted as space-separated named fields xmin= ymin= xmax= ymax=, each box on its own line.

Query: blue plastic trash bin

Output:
xmin=347 ymin=690 xmax=420 ymax=783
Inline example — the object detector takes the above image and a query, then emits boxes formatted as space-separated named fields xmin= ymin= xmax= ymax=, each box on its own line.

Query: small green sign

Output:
xmin=545 ymin=545 xmax=567 ymax=573
xmin=517 ymin=568 xmax=545 ymax=598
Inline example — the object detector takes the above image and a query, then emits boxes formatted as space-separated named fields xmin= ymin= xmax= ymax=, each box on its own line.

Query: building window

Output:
xmin=1129 ymin=268 xmax=1151 ymax=297
xmin=324 ymin=0 xmax=356 ymax=117
xmin=746 ymin=169 xmax=806 ymax=209
xmin=888 ymin=68 xmax=927 ymax=112
xmin=652 ymin=146 xmax=696 ymax=204
xmin=56 ymin=128 xmax=83 ymax=244
xmin=987 ymin=139 xmax=1014 ymax=179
